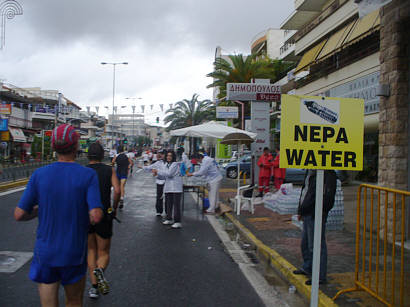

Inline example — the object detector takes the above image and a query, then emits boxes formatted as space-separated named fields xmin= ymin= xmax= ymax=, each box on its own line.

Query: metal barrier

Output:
xmin=333 ymin=184 xmax=410 ymax=306
xmin=0 ymin=158 xmax=89 ymax=183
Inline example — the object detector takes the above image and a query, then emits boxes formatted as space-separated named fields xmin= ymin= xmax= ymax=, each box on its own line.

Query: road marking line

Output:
xmin=0 ymin=187 xmax=26 ymax=197
xmin=206 ymin=215 xmax=290 ymax=307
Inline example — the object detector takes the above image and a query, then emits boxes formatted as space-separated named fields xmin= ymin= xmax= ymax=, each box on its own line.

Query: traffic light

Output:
xmin=156 ymin=117 xmax=159 ymax=123
xmin=123 ymin=138 xmax=128 ymax=144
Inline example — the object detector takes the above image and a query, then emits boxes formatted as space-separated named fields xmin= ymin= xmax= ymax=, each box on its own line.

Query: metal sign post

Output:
xmin=280 ymin=94 xmax=364 ymax=307
xmin=311 ymin=169 xmax=324 ymax=306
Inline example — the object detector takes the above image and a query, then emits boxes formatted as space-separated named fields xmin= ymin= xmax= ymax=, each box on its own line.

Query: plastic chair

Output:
xmin=235 ymin=184 xmax=258 ymax=215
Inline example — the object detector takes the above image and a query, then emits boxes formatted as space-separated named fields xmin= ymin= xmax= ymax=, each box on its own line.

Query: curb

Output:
xmin=224 ymin=212 xmax=338 ymax=307
xmin=0 ymin=179 xmax=28 ymax=192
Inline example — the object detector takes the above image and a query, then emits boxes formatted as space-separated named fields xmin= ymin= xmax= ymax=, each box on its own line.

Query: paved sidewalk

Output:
xmin=219 ymin=183 xmax=410 ymax=307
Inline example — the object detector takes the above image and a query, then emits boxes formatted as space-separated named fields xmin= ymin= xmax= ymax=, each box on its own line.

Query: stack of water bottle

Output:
xmin=291 ymin=180 xmax=344 ymax=231
xmin=263 ymin=184 xmax=301 ymax=214
xmin=263 ymin=181 xmax=345 ymax=231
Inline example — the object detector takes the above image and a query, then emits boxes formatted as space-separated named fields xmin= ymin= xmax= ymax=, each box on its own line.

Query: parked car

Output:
xmin=224 ymin=155 xmax=252 ymax=179
xmin=224 ymin=155 xmax=349 ymax=184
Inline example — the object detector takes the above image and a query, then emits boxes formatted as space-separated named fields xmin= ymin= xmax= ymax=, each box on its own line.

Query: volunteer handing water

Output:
xmin=187 ymin=152 xmax=222 ymax=214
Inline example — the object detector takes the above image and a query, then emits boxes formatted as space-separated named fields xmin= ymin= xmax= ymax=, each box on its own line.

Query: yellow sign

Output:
xmin=0 ymin=131 xmax=10 ymax=141
xmin=279 ymin=95 xmax=364 ymax=170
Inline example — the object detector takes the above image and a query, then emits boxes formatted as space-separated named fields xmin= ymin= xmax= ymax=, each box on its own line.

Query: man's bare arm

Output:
xmin=14 ymin=206 xmax=38 ymax=221
xmin=111 ymin=168 xmax=121 ymax=210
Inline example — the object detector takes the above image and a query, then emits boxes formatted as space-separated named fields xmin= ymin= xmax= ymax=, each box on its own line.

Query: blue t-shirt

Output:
xmin=18 ymin=162 xmax=103 ymax=267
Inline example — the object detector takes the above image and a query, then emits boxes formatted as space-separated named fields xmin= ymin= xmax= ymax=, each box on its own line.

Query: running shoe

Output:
xmin=162 ymin=220 xmax=173 ymax=225
xmin=171 ymin=222 xmax=182 ymax=229
xmin=119 ymin=199 xmax=124 ymax=209
xmin=88 ymin=287 xmax=99 ymax=299
xmin=93 ymin=268 xmax=109 ymax=295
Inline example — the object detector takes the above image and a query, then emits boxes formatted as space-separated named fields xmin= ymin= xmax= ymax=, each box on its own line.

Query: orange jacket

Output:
xmin=273 ymin=153 xmax=286 ymax=179
xmin=257 ymin=153 xmax=273 ymax=178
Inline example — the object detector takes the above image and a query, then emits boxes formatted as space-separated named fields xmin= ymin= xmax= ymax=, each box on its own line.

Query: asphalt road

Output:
xmin=0 ymin=167 xmax=265 ymax=307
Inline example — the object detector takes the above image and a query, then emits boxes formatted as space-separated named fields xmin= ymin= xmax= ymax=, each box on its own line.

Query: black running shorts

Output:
xmin=89 ymin=214 xmax=113 ymax=239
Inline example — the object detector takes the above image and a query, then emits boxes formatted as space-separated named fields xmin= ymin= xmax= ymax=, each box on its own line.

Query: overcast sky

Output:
xmin=0 ymin=0 xmax=293 ymax=125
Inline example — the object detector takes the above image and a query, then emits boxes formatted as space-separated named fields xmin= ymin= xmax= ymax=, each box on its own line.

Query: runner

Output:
xmin=112 ymin=145 xmax=133 ymax=208
xmin=140 ymin=149 xmax=166 ymax=216
xmin=142 ymin=150 xmax=149 ymax=165
xmin=152 ymin=150 xmax=183 ymax=229
xmin=14 ymin=124 xmax=103 ymax=307
xmin=86 ymin=142 xmax=121 ymax=299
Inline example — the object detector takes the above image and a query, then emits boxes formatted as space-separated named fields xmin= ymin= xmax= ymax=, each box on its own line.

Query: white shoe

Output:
xmin=171 ymin=222 xmax=182 ymax=229
xmin=88 ymin=287 xmax=99 ymax=299
xmin=162 ymin=220 xmax=173 ymax=225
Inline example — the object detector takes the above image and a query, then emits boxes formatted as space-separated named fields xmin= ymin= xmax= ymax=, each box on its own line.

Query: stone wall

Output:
xmin=378 ymin=0 xmax=410 ymax=241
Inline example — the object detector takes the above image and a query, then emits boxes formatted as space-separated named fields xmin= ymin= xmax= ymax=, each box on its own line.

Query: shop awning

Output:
xmin=316 ymin=20 xmax=356 ymax=60
xmin=344 ymin=9 xmax=380 ymax=46
xmin=295 ymin=39 xmax=327 ymax=73
xmin=8 ymin=127 xmax=27 ymax=143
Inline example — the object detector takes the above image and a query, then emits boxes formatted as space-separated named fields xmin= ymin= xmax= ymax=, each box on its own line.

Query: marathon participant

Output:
xmin=142 ymin=151 xmax=149 ymax=165
xmin=187 ymin=152 xmax=222 ymax=214
xmin=112 ymin=146 xmax=133 ymax=208
xmin=14 ymin=124 xmax=103 ymax=307
xmin=140 ymin=150 xmax=166 ymax=216
xmin=152 ymin=150 xmax=183 ymax=229
xmin=86 ymin=142 xmax=121 ymax=299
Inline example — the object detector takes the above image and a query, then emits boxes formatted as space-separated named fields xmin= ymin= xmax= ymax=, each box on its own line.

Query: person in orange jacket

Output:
xmin=273 ymin=146 xmax=286 ymax=190
xmin=257 ymin=147 xmax=274 ymax=197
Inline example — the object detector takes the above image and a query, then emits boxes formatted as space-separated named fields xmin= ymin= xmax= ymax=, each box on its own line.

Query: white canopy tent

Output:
xmin=170 ymin=121 xmax=257 ymax=139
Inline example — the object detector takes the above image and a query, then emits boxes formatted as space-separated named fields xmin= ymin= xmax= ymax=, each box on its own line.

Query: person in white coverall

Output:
xmin=187 ymin=152 xmax=222 ymax=214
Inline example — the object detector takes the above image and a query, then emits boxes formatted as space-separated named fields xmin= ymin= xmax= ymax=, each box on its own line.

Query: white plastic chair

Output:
xmin=235 ymin=184 xmax=258 ymax=215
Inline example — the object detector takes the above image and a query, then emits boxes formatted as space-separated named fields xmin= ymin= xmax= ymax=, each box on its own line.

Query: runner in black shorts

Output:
xmin=112 ymin=145 xmax=133 ymax=208
xmin=87 ymin=142 xmax=121 ymax=299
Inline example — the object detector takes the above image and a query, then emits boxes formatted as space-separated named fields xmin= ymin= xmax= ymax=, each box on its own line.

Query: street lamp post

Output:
xmin=101 ymin=61 xmax=128 ymax=149
xmin=125 ymin=97 xmax=142 ymax=147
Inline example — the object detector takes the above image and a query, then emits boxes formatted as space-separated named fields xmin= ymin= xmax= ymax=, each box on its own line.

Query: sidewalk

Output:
xmin=219 ymin=182 xmax=410 ymax=307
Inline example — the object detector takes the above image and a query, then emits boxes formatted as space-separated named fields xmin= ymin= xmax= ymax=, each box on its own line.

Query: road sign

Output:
xmin=280 ymin=95 xmax=364 ymax=171
xmin=226 ymin=83 xmax=281 ymax=101
xmin=0 ymin=118 xmax=8 ymax=131
xmin=0 ymin=104 xmax=11 ymax=115
xmin=280 ymin=94 xmax=364 ymax=307
xmin=216 ymin=106 xmax=238 ymax=119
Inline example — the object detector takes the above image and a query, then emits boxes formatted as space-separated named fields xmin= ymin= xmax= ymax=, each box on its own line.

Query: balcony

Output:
xmin=295 ymin=0 xmax=330 ymax=11
xmin=279 ymin=42 xmax=296 ymax=60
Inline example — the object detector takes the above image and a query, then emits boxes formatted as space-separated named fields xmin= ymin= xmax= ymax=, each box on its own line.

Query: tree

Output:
xmin=164 ymin=94 xmax=215 ymax=152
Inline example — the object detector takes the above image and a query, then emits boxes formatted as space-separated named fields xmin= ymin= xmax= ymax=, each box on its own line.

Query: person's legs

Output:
xmin=214 ymin=179 xmax=221 ymax=210
xmin=156 ymin=184 xmax=164 ymax=214
xmin=302 ymin=215 xmax=314 ymax=274
xmin=64 ymin=275 xmax=86 ymax=307
xmin=173 ymin=193 xmax=182 ymax=223
xmin=263 ymin=177 xmax=270 ymax=193
xmin=165 ymin=193 xmax=173 ymax=221
xmin=207 ymin=181 xmax=217 ymax=212
xmin=96 ymin=235 xmax=111 ymax=269
xmin=274 ymin=177 xmax=284 ymax=190
xmin=38 ymin=282 xmax=60 ymax=307
xmin=120 ymin=179 xmax=126 ymax=199
xmin=87 ymin=234 xmax=98 ymax=286
xmin=258 ymin=175 xmax=264 ymax=193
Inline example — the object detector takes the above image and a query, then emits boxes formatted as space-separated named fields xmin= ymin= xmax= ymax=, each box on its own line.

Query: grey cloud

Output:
xmin=19 ymin=0 xmax=293 ymax=52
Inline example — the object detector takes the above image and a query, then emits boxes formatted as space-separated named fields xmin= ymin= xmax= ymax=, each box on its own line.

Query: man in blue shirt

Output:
xmin=14 ymin=124 xmax=103 ymax=307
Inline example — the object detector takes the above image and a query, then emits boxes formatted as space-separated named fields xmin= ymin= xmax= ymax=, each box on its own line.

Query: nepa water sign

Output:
xmin=280 ymin=95 xmax=364 ymax=171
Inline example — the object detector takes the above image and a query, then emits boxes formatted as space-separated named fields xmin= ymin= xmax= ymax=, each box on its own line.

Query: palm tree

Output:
xmin=164 ymin=94 xmax=215 ymax=152
xmin=206 ymin=54 xmax=295 ymax=100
